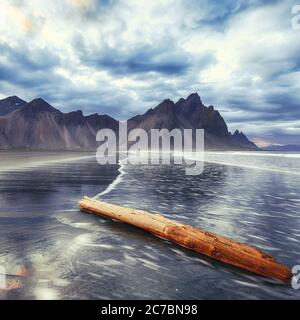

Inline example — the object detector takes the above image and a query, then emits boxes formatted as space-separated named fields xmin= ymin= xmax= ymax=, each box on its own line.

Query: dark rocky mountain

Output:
xmin=0 ymin=96 xmax=27 ymax=116
xmin=0 ymin=98 xmax=118 ymax=150
xmin=262 ymin=144 xmax=300 ymax=152
xmin=0 ymin=93 xmax=258 ymax=150
xmin=231 ymin=130 xmax=258 ymax=150
xmin=128 ymin=93 xmax=258 ymax=150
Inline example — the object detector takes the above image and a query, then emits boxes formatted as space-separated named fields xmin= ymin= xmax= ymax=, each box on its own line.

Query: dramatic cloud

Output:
xmin=0 ymin=0 xmax=299 ymax=144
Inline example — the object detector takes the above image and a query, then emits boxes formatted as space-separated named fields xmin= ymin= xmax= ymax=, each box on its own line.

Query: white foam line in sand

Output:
xmin=93 ymin=158 xmax=128 ymax=198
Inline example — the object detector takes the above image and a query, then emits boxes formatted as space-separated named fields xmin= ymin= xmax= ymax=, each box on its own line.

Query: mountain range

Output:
xmin=262 ymin=144 xmax=300 ymax=152
xmin=0 ymin=93 xmax=258 ymax=151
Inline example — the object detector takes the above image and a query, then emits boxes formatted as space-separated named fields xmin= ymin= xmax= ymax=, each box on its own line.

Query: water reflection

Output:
xmin=0 ymin=152 xmax=299 ymax=299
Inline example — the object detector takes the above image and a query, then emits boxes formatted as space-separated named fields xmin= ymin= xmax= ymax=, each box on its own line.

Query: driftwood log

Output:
xmin=79 ymin=196 xmax=291 ymax=283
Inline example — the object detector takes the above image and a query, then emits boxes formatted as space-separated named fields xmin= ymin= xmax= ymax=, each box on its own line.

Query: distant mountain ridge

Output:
xmin=0 ymin=93 xmax=258 ymax=151
xmin=262 ymin=144 xmax=300 ymax=152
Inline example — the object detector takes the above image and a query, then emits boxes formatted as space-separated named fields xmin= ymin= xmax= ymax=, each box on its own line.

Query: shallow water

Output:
xmin=0 ymin=151 xmax=299 ymax=299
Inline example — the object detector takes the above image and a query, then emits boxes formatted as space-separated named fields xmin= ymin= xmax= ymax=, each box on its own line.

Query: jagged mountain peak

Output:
xmin=22 ymin=98 xmax=60 ymax=114
xmin=175 ymin=93 xmax=204 ymax=114
xmin=158 ymin=98 xmax=175 ymax=107
xmin=153 ymin=99 xmax=175 ymax=115
xmin=186 ymin=92 xmax=202 ymax=102
xmin=233 ymin=129 xmax=246 ymax=137
xmin=231 ymin=129 xmax=257 ymax=149
xmin=1 ymin=95 xmax=25 ymax=102
xmin=127 ymin=92 xmax=258 ymax=149
xmin=2 ymin=95 xmax=24 ymax=102
xmin=0 ymin=95 xmax=27 ymax=116
xmin=176 ymin=92 xmax=202 ymax=105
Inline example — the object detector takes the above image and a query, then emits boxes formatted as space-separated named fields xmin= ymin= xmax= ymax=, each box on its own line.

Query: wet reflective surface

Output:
xmin=0 ymin=151 xmax=299 ymax=299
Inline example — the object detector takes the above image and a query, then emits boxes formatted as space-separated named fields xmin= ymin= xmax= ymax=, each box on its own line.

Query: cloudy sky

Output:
xmin=0 ymin=0 xmax=299 ymax=146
